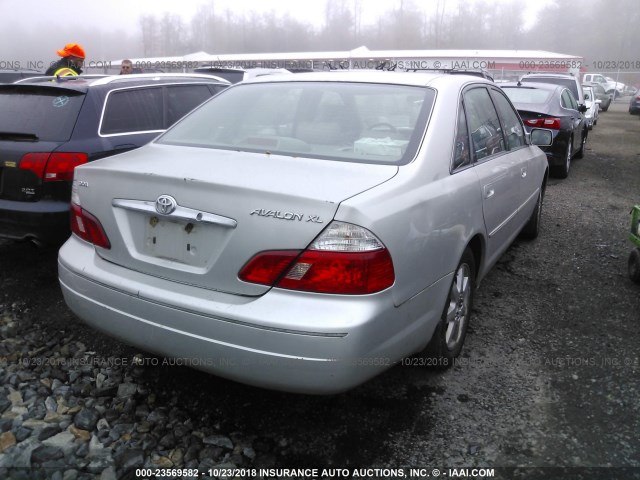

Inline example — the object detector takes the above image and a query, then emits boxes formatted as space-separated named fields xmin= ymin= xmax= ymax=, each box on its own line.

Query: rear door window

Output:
xmin=0 ymin=87 xmax=84 ymax=141
xmin=490 ymin=88 xmax=525 ymax=150
xmin=452 ymin=103 xmax=471 ymax=171
xmin=561 ymin=90 xmax=578 ymax=110
xmin=463 ymin=87 xmax=505 ymax=161
xmin=166 ymin=84 xmax=217 ymax=126
xmin=101 ymin=87 xmax=164 ymax=135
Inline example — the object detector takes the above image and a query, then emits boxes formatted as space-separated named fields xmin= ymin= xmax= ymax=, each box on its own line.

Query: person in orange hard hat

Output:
xmin=45 ymin=43 xmax=86 ymax=76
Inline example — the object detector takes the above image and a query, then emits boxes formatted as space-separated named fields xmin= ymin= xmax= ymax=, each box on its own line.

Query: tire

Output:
xmin=629 ymin=248 xmax=640 ymax=284
xmin=575 ymin=130 xmax=587 ymax=159
xmin=554 ymin=138 xmax=572 ymax=179
xmin=425 ymin=248 xmax=476 ymax=365
xmin=520 ymin=186 xmax=544 ymax=240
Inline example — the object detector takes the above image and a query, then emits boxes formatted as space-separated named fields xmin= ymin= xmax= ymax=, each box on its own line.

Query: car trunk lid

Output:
xmin=75 ymin=143 xmax=398 ymax=296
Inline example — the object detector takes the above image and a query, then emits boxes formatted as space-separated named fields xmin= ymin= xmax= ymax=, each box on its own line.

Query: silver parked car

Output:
xmin=58 ymin=72 xmax=551 ymax=394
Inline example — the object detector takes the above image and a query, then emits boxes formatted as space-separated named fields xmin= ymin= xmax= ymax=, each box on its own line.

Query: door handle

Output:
xmin=521 ymin=168 xmax=527 ymax=178
xmin=485 ymin=189 xmax=495 ymax=199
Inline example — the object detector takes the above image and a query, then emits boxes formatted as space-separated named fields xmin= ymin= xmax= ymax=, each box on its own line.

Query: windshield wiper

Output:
xmin=0 ymin=132 xmax=39 ymax=141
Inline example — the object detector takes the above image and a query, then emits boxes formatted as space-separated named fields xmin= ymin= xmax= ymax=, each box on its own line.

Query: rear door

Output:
xmin=462 ymin=86 xmax=521 ymax=265
xmin=560 ymin=89 xmax=585 ymax=156
xmin=488 ymin=86 xmax=538 ymax=223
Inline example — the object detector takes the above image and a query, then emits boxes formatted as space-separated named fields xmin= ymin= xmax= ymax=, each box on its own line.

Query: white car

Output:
xmin=582 ymin=85 xmax=600 ymax=129
xmin=58 ymin=71 xmax=552 ymax=393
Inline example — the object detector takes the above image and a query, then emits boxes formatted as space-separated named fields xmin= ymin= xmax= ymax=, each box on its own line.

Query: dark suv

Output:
xmin=0 ymin=73 xmax=229 ymax=244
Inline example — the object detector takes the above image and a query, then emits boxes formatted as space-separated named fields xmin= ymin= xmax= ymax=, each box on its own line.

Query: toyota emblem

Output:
xmin=155 ymin=195 xmax=177 ymax=215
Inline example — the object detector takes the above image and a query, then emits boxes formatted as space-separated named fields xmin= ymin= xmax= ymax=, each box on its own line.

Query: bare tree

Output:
xmin=139 ymin=15 xmax=160 ymax=57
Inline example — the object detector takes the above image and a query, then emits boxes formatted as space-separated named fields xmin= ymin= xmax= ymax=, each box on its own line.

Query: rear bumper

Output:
xmin=0 ymin=198 xmax=70 ymax=244
xmin=58 ymin=236 xmax=448 ymax=394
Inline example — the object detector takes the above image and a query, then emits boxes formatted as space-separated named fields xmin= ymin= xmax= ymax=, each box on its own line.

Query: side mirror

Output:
xmin=530 ymin=128 xmax=553 ymax=147
xmin=578 ymin=104 xmax=588 ymax=113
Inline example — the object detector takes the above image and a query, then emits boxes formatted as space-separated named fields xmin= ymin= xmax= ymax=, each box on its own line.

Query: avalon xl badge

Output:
xmin=155 ymin=195 xmax=177 ymax=215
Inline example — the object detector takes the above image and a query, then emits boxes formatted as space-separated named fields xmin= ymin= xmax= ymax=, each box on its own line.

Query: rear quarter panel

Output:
xmin=336 ymin=83 xmax=486 ymax=309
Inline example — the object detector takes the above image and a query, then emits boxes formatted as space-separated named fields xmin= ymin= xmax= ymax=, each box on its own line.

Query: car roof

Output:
xmin=240 ymin=70 xmax=493 ymax=88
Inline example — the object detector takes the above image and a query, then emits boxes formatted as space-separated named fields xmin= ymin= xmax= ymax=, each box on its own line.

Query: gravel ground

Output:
xmin=0 ymin=100 xmax=639 ymax=480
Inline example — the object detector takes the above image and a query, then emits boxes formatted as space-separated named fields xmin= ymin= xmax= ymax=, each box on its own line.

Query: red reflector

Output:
xmin=70 ymin=203 xmax=111 ymax=249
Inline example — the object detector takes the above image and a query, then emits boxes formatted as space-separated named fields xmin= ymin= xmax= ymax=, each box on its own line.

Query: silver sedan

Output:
xmin=58 ymin=71 xmax=551 ymax=393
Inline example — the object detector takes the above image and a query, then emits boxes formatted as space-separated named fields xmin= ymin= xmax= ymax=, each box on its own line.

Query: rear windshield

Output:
xmin=157 ymin=81 xmax=435 ymax=165
xmin=0 ymin=87 xmax=84 ymax=141
xmin=521 ymin=77 xmax=578 ymax=99
xmin=501 ymin=87 xmax=553 ymax=104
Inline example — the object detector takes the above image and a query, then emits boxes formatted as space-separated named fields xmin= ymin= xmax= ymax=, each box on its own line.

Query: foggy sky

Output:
xmin=0 ymin=0 xmax=552 ymax=66
xmin=1 ymin=0 xmax=637 ymax=88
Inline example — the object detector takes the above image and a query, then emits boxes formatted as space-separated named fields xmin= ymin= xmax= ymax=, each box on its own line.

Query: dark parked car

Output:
xmin=500 ymin=81 xmax=588 ymax=179
xmin=629 ymin=91 xmax=640 ymax=114
xmin=0 ymin=73 xmax=229 ymax=244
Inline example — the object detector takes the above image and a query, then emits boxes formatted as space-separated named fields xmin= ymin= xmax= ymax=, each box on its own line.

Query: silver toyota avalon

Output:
xmin=58 ymin=71 xmax=551 ymax=393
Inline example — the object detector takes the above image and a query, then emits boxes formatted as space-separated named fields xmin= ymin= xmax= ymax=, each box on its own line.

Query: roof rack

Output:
xmin=400 ymin=68 xmax=494 ymax=81
xmin=89 ymin=72 xmax=231 ymax=86
xmin=14 ymin=74 xmax=108 ymax=84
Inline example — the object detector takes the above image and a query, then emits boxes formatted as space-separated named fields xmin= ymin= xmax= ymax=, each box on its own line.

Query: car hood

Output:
xmin=73 ymin=143 xmax=398 ymax=296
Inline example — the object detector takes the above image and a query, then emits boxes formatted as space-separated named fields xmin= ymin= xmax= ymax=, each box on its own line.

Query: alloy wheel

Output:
xmin=444 ymin=262 xmax=472 ymax=350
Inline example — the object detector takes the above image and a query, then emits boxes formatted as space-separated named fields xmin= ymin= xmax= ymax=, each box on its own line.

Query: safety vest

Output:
xmin=53 ymin=67 xmax=78 ymax=77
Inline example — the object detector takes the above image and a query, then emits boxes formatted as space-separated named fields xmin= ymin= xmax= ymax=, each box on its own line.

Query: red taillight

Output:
xmin=45 ymin=153 xmax=88 ymax=181
xmin=238 ymin=222 xmax=395 ymax=295
xmin=525 ymin=117 xmax=561 ymax=129
xmin=279 ymin=249 xmax=394 ymax=294
xmin=70 ymin=203 xmax=111 ymax=249
xmin=238 ymin=250 xmax=302 ymax=285
xmin=19 ymin=153 xmax=49 ymax=178
xmin=20 ymin=152 xmax=88 ymax=181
